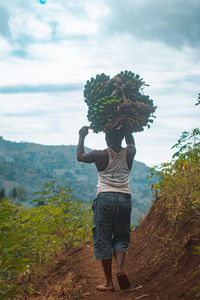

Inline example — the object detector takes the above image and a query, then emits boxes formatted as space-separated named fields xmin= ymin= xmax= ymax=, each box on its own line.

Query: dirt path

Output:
xmin=72 ymin=242 xmax=141 ymax=300
xmin=24 ymin=196 xmax=200 ymax=300
xmin=25 ymin=241 xmax=144 ymax=300
xmin=24 ymin=238 xmax=199 ymax=300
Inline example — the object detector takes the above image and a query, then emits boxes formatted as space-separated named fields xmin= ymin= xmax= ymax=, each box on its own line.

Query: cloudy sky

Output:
xmin=0 ymin=0 xmax=199 ymax=166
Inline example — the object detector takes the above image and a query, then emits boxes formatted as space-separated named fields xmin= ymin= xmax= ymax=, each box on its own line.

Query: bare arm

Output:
xmin=125 ymin=132 xmax=136 ymax=170
xmin=77 ymin=126 xmax=101 ymax=163
xmin=125 ymin=132 xmax=135 ymax=147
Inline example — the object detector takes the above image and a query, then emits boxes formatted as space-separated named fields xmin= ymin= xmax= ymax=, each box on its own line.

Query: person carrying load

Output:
xmin=77 ymin=126 xmax=136 ymax=291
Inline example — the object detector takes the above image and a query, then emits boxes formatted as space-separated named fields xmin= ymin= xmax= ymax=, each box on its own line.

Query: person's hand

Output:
xmin=79 ymin=126 xmax=89 ymax=138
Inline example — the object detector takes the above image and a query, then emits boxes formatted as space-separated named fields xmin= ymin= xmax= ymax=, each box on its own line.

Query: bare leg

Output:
xmin=114 ymin=251 xmax=130 ymax=289
xmin=96 ymin=258 xmax=116 ymax=291
xmin=114 ymin=251 xmax=125 ymax=272
xmin=101 ymin=259 xmax=113 ymax=285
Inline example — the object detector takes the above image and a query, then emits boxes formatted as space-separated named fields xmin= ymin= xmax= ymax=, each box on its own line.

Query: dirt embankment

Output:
xmin=126 ymin=196 xmax=200 ymax=299
xmin=23 ymin=196 xmax=200 ymax=300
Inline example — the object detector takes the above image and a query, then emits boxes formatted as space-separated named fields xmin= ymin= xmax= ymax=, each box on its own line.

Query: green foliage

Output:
xmin=0 ymin=187 xmax=5 ymax=199
xmin=84 ymin=71 xmax=156 ymax=133
xmin=148 ymin=96 xmax=200 ymax=297
xmin=171 ymin=128 xmax=200 ymax=158
xmin=0 ymin=199 xmax=30 ymax=299
xmin=149 ymin=127 xmax=200 ymax=222
xmin=10 ymin=187 xmax=18 ymax=199
xmin=0 ymin=182 xmax=92 ymax=299
xmin=137 ymin=217 xmax=144 ymax=226
xmin=195 ymin=93 xmax=200 ymax=106
xmin=9 ymin=187 xmax=27 ymax=204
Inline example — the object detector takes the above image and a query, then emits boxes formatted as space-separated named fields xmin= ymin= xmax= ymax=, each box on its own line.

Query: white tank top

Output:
xmin=97 ymin=147 xmax=130 ymax=194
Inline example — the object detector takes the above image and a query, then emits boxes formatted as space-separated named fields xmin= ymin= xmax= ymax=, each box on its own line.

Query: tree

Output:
xmin=17 ymin=187 xmax=27 ymax=202
xmin=0 ymin=188 xmax=5 ymax=199
xmin=10 ymin=187 xmax=18 ymax=199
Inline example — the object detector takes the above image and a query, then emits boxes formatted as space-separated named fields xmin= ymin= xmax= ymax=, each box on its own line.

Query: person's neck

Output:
xmin=110 ymin=145 xmax=122 ymax=153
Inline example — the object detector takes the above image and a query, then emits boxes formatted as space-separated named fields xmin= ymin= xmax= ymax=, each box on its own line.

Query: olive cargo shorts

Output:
xmin=92 ymin=192 xmax=132 ymax=260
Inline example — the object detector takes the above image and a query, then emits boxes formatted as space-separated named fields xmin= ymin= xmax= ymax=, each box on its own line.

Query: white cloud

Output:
xmin=10 ymin=12 xmax=52 ymax=41
xmin=55 ymin=14 xmax=99 ymax=37
xmin=0 ymin=0 xmax=199 ymax=166
xmin=0 ymin=36 xmax=13 ymax=57
xmin=83 ymin=0 xmax=109 ymax=21
xmin=0 ymin=90 xmax=87 ymax=145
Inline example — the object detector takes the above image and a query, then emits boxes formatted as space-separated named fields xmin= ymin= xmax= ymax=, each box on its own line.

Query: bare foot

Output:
xmin=96 ymin=284 xmax=116 ymax=292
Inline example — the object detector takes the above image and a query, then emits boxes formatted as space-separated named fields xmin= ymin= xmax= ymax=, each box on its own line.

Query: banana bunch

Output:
xmin=83 ymin=71 xmax=156 ymax=133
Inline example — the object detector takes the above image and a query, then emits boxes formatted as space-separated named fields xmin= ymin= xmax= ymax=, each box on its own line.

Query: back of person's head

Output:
xmin=105 ymin=128 xmax=125 ymax=147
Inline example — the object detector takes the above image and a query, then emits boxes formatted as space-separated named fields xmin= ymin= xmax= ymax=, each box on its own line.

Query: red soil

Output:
xmin=23 ymin=196 xmax=200 ymax=300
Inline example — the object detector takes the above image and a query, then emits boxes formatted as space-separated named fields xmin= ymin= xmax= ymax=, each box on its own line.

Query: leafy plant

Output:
xmin=0 ymin=199 xmax=30 ymax=299
xmin=171 ymin=128 xmax=200 ymax=158
xmin=195 ymin=93 xmax=200 ymax=106
xmin=148 ymin=95 xmax=200 ymax=220
xmin=149 ymin=127 xmax=200 ymax=222
xmin=0 ymin=182 xmax=92 ymax=298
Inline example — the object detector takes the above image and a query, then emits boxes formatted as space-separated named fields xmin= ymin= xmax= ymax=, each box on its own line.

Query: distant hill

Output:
xmin=0 ymin=137 xmax=156 ymax=223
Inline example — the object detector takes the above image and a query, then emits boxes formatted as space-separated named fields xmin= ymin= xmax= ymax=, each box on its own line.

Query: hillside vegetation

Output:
xmin=0 ymin=183 xmax=92 ymax=299
xmin=150 ymin=127 xmax=200 ymax=222
xmin=136 ymin=126 xmax=200 ymax=298
xmin=0 ymin=137 xmax=156 ymax=223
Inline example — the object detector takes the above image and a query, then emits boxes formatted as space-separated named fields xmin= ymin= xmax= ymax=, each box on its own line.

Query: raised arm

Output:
xmin=77 ymin=126 xmax=98 ymax=163
xmin=125 ymin=132 xmax=136 ymax=170
xmin=125 ymin=132 xmax=135 ymax=147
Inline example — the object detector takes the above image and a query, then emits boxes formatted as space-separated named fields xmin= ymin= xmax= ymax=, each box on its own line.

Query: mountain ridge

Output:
xmin=0 ymin=136 xmax=156 ymax=224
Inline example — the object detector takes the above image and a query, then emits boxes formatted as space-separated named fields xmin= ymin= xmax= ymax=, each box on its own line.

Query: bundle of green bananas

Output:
xmin=83 ymin=71 xmax=157 ymax=133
